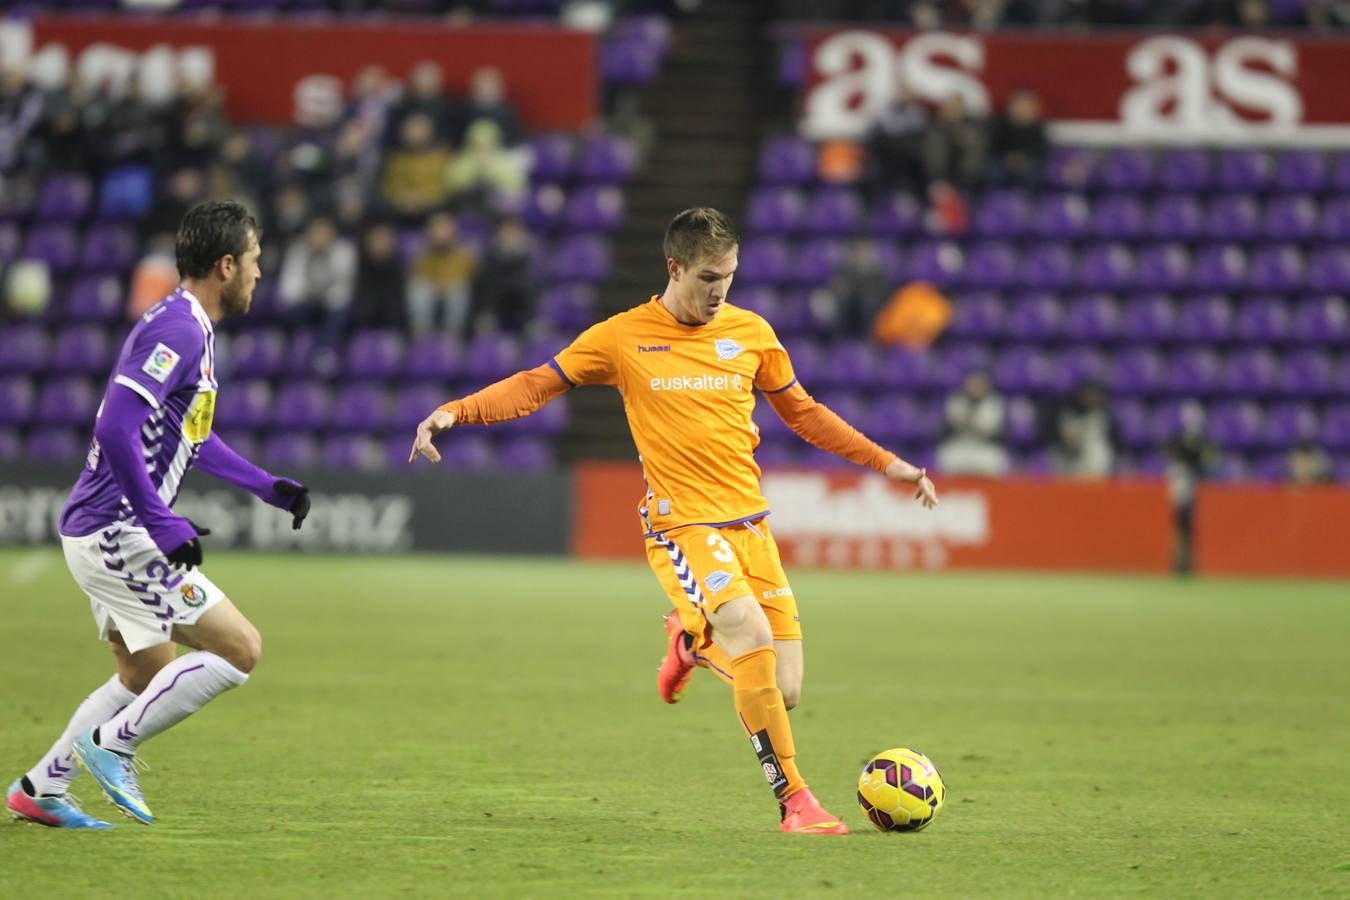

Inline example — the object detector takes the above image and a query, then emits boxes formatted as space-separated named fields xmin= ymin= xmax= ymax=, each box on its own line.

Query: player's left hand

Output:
xmin=409 ymin=409 xmax=456 ymax=464
xmin=273 ymin=479 xmax=311 ymax=530
xmin=885 ymin=460 xmax=939 ymax=510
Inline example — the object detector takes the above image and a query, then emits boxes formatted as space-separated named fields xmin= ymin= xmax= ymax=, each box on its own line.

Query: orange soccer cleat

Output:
xmin=779 ymin=788 xmax=850 ymax=835
xmin=656 ymin=611 xmax=696 ymax=704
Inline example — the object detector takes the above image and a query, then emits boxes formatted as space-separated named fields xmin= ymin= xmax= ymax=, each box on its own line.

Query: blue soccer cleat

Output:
xmin=7 ymin=778 xmax=114 ymax=829
xmin=71 ymin=729 xmax=153 ymax=825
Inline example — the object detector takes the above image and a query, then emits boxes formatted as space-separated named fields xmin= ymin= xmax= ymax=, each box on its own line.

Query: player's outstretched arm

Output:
xmin=765 ymin=382 xmax=938 ymax=509
xmin=409 ymin=363 xmax=570 ymax=464
xmin=196 ymin=433 xmax=310 ymax=528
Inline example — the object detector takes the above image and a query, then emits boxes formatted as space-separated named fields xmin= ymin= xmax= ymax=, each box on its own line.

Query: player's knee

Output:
xmin=710 ymin=598 xmax=772 ymax=648
xmin=119 ymin=664 xmax=159 ymax=695
xmin=221 ymin=624 xmax=263 ymax=674
xmin=781 ymin=683 xmax=801 ymax=710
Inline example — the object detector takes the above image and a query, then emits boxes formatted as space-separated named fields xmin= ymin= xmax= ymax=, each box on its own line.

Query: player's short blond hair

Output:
xmin=664 ymin=207 xmax=739 ymax=268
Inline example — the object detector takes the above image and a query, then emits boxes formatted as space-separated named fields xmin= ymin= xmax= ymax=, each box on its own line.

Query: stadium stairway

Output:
xmin=560 ymin=0 xmax=783 ymax=461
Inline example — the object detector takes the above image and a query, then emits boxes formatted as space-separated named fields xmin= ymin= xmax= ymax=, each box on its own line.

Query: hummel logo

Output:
xmin=638 ymin=344 xmax=671 ymax=352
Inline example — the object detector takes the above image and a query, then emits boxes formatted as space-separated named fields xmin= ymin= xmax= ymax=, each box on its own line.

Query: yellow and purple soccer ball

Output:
xmin=856 ymin=747 xmax=946 ymax=832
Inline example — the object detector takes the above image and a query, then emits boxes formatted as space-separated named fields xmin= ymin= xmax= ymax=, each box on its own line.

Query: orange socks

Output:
xmin=729 ymin=646 xmax=806 ymax=800
xmin=692 ymin=641 xmax=735 ymax=686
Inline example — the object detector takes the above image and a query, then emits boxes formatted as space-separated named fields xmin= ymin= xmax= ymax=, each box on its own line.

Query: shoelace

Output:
xmin=115 ymin=755 xmax=151 ymax=799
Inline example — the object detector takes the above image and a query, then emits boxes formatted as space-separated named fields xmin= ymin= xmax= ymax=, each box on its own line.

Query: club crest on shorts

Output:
xmin=180 ymin=583 xmax=208 ymax=607
xmin=714 ymin=338 xmax=744 ymax=361
xmin=704 ymin=570 xmax=733 ymax=593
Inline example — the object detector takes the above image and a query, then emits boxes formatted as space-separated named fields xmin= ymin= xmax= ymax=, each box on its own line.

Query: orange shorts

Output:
xmin=644 ymin=517 xmax=801 ymax=645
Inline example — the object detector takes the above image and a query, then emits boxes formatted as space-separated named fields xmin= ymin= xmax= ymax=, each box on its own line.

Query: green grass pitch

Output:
xmin=1 ymin=548 xmax=1347 ymax=898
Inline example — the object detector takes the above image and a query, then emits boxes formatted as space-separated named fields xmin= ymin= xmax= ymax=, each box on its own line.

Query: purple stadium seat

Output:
xmin=822 ymin=339 xmax=881 ymax=390
xmin=1059 ymin=346 xmax=1108 ymax=390
xmin=1094 ymin=146 xmax=1152 ymax=190
xmin=746 ymin=187 xmax=807 ymax=235
xmin=1148 ymin=195 xmax=1204 ymax=241
xmin=1118 ymin=294 xmax=1177 ymax=343
xmin=1306 ymin=247 xmax=1350 ymax=292
xmin=522 ymin=184 xmax=566 ymax=232
xmin=1004 ymin=395 xmax=1040 ymax=447
xmin=877 ymin=346 xmax=934 ymax=390
xmin=391 ymin=383 xmax=449 ymax=431
xmin=52 ymin=325 xmax=113 ymax=376
xmin=1157 ymin=147 xmax=1211 ymax=191
xmin=1108 ymin=346 xmax=1167 ymax=395
xmin=730 ymin=284 xmax=778 ymax=320
xmin=330 ymin=384 xmax=390 ymax=432
xmin=1207 ymin=400 xmax=1265 ymax=451
xmin=548 ymin=235 xmax=611 ymax=281
xmin=1090 ymin=194 xmax=1146 ymax=240
xmin=441 ymin=433 xmax=495 ymax=469
xmin=65 ymin=275 xmax=124 ymax=323
xmin=802 ymin=187 xmax=863 ymax=236
xmin=36 ymin=376 xmax=98 ymax=427
xmin=0 ymin=324 xmax=51 ymax=375
xmin=1262 ymin=195 xmax=1319 ymax=241
xmin=1247 ymin=245 xmax=1305 ymax=293
xmin=1276 ymin=149 xmax=1327 ymax=192
xmin=934 ymin=343 xmax=993 ymax=389
xmin=214 ymin=380 xmax=273 ymax=432
xmin=1265 ymin=401 xmax=1319 ymax=448
xmin=1033 ymin=193 xmax=1090 ymax=239
xmin=270 ymin=381 xmax=332 ymax=430
xmin=754 ymin=441 xmax=799 ymax=468
xmin=228 ymin=329 xmax=288 ymax=380
xmin=949 ymin=291 xmax=1003 ymax=340
xmin=528 ymin=134 xmax=576 ymax=182
xmin=1063 ymin=293 xmax=1119 ymax=341
xmin=759 ymin=136 xmax=816 ymax=185
xmin=1320 ymin=196 xmax=1350 ymax=240
xmin=1333 ymin=152 xmax=1350 ymax=191
xmin=972 ymin=191 xmax=1031 ymax=237
xmin=261 ymin=433 xmax=320 ymax=470
xmin=0 ymin=376 xmax=35 ymax=426
xmin=1175 ymin=295 xmax=1233 ymax=342
xmin=1233 ymin=296 xmax=1291 ymax=345
xmin=524 ymin=332 xmax=570 ymax=367
xmin=737 ymin=237 xmax=792 ymax=285
xmin=563 ymin=185 xmax=624 ymax=231
xmin=1167 ymin=346 xmax=1223 ymax=395
xmin=0 ymin=221 xmax=19 ymax=262
xmin=27 ymin=427 xmax=82 ymax=461
xmin=869 ymin=191 xmax=923 ymax=236
xmin=993 ymin=345 xmax=1056 ymax=394
xmin=578 ymin=134 xmax=637 ymax=183
xmin=601 ymin=36 xmax=661 ymax=84
xmin=1291 ymin=296 xmax=1349 ymax=345
xmin=1112 ymin=398 xmax=1152 ymax=449
xmin=22 ymin=223 xmax=78 ymax=273
xmin=404 ymin=335 xmax=465 ymax=382
xmin=1004 ymin=292 xmax=1063 ymax=341
xmin=792 ymin=238 xmax=843 ymax=286
xmin=1205 ymin=196 xmax=1260 ymax=241
xmin=1222 ymin=348 xmax=1280 ymax=395
xmin=754 ymin=403 xmax=794 ymax=442
xmin=1077 ymin=242 xmax=1133 ymax=290
xmin=1217 ymin=148 xmax=1271 ymax=191
xmin=1322 ymin=403 xmax=1350 ymax=451
xmin=1280 ymin=348 xmax=1334 ymax=396
xmin=962 ymin=242 xmax=1018 ymax=289
xmin=498 ymin=435 xmax=553 ymax=470
xmin=910 ymin=240 xmax=964 ymax=285
xmin=1251 ymin=453 xmax=1290 ymax=482
xmin=538 ymin=284 xmax=597 ymax=332
xmin=1018 ymin=242 xmax=1074 ymax=290
xmin=869 ymin=239 xmax=906 ymax=281
xmin=464 ymin=333 xmax=522 ymax=383
xmin=1190 ymin=244 xmax=1247 ymax=292
xmin=322 ymin=434 xmax=385 ymax=472
xmin=37 ymin=174 xmax=93 ymax=221
xmin=1045 ymin=147 xmax=1093 ymax=190
xmin=79 ymin=223 xmax=138 ymax=273
xmin=97 ymin=166 xmax=154 ymax=219
xmin=0 ymin=427 xmax=22 ymax=463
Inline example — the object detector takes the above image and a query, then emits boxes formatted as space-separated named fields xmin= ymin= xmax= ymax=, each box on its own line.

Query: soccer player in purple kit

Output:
xmin=5 ymin=200 xmax=311 ymax=828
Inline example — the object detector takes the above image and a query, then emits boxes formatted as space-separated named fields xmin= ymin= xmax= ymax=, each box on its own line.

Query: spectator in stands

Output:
xmin=0 ymin=66 xmax=45 ymax=173
xmin=271 ymin=183 xmax=314 ymax=241
xmin=333 ymin=117 xmax=382 ymax=203
xmin=100 ymin=79 xmax=170 ymax=169
xmin=168 ymin=79 xmax=228 ymax=170
xmin=127 ymin=235 xmax=180 ymax=320
xmin=866 ymin=83 xmax=929 ymax=192
xmin=1287 ymin=440 xmax=1333 ymax=484
xmin=1304 ymin=0 xmax=1350 ymax=29
xmin=218 ymin=130 xmax=273 ymax=198
xmin=380 ymin=112 xmax=452 ymax=221
xmin=456 ymin=66 xmax=523 ymax=148
xmin=140 ymin=167 xmax=204 ymax=242
xmin=471 ymin=217 xmax=535 ymax=336
xmin=408 ymin=212 xmax=477 ymax=337
xmin=35 ymin=99 xmax=88 ymax=174
xmin=937 ymin=370 xmax=1010 ymax=476
xmin=348 ymin=64 xmax=400 ymax=140
xmin=352 ymin=222 xmax=408 ymax=333
xmin=387 ymin=61 xmax=456 ymax=145
xmin=923 ymin=93 xmax=988 ymax=191
xmin=1050 ymin=381 xmax=1117 ymax=478
xmin=1165 ymin=401 xmax=1218 ymax=574
xmin=278 ymin=215 xmax=359 ymax=354
xmin=446 ymin=119 xmax=528 ymax=215
xmin=990 ymin=86 xmax=1047 ymax=189
xmin=813 ymin=239 xmax=890 ymax=337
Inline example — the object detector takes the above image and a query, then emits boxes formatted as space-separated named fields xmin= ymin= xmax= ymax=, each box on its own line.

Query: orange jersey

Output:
xmin=440 ymin=297 xmax=897 ymax=535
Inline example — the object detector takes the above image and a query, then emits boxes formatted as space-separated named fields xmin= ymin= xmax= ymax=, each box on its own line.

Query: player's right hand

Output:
xmin=409 ymin=409 xmax=456 ymax=464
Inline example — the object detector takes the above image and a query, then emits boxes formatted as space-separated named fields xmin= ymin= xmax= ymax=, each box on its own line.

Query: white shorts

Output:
xmin=61 ymin=525 xmax=225 ymax=654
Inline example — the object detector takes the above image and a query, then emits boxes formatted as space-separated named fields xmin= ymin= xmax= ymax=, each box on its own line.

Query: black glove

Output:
xmin=273 ymin=479 xmax=310 ymax=530
xmin=166 ymin=520 xmax=211 ymax=570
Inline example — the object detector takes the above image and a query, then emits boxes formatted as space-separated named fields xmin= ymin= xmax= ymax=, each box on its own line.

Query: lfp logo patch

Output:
xmin=141 ymin=343 xmax=180 ymax=384
xmin=704 ymin=570 xmax=733 ymax=593
xmin=714 ymin=339 xmax=744 ymax=361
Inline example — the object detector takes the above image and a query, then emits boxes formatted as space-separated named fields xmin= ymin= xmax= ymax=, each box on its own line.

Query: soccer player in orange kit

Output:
xmin=410 ymin=208 xmax=938 ymax=835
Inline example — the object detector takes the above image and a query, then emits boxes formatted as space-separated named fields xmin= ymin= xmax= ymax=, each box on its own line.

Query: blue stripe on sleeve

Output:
xmin=764 ymin=377 xmax=798 ymax=394
xmin=548 ymin=358 xmax=576 ymax=388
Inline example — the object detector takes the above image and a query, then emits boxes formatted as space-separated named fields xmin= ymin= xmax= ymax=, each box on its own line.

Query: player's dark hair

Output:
xmin=175 ymin=199 xmax=259 ymax=279
xmin=664 ymin=207 xmax=738 ymax=268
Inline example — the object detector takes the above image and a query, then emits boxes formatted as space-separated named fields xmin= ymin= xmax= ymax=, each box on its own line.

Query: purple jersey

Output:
xmin=60 ymin=288 xmax=218 ymax=537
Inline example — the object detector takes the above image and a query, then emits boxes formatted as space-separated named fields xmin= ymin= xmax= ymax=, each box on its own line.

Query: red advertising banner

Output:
xmin=1193 ymin=484 xmax=1350 ymax=578
xmin=573 ymin=462 xmax=1174 ymax=574
xmin=799 ymin=28 xmax=1350 ymax=145
xmin=6 ymin=17 xmax=596 ymax=128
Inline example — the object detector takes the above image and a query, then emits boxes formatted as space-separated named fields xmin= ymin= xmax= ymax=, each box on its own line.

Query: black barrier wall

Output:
xmin=0 ymin=463 xmax=571 ymax=555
